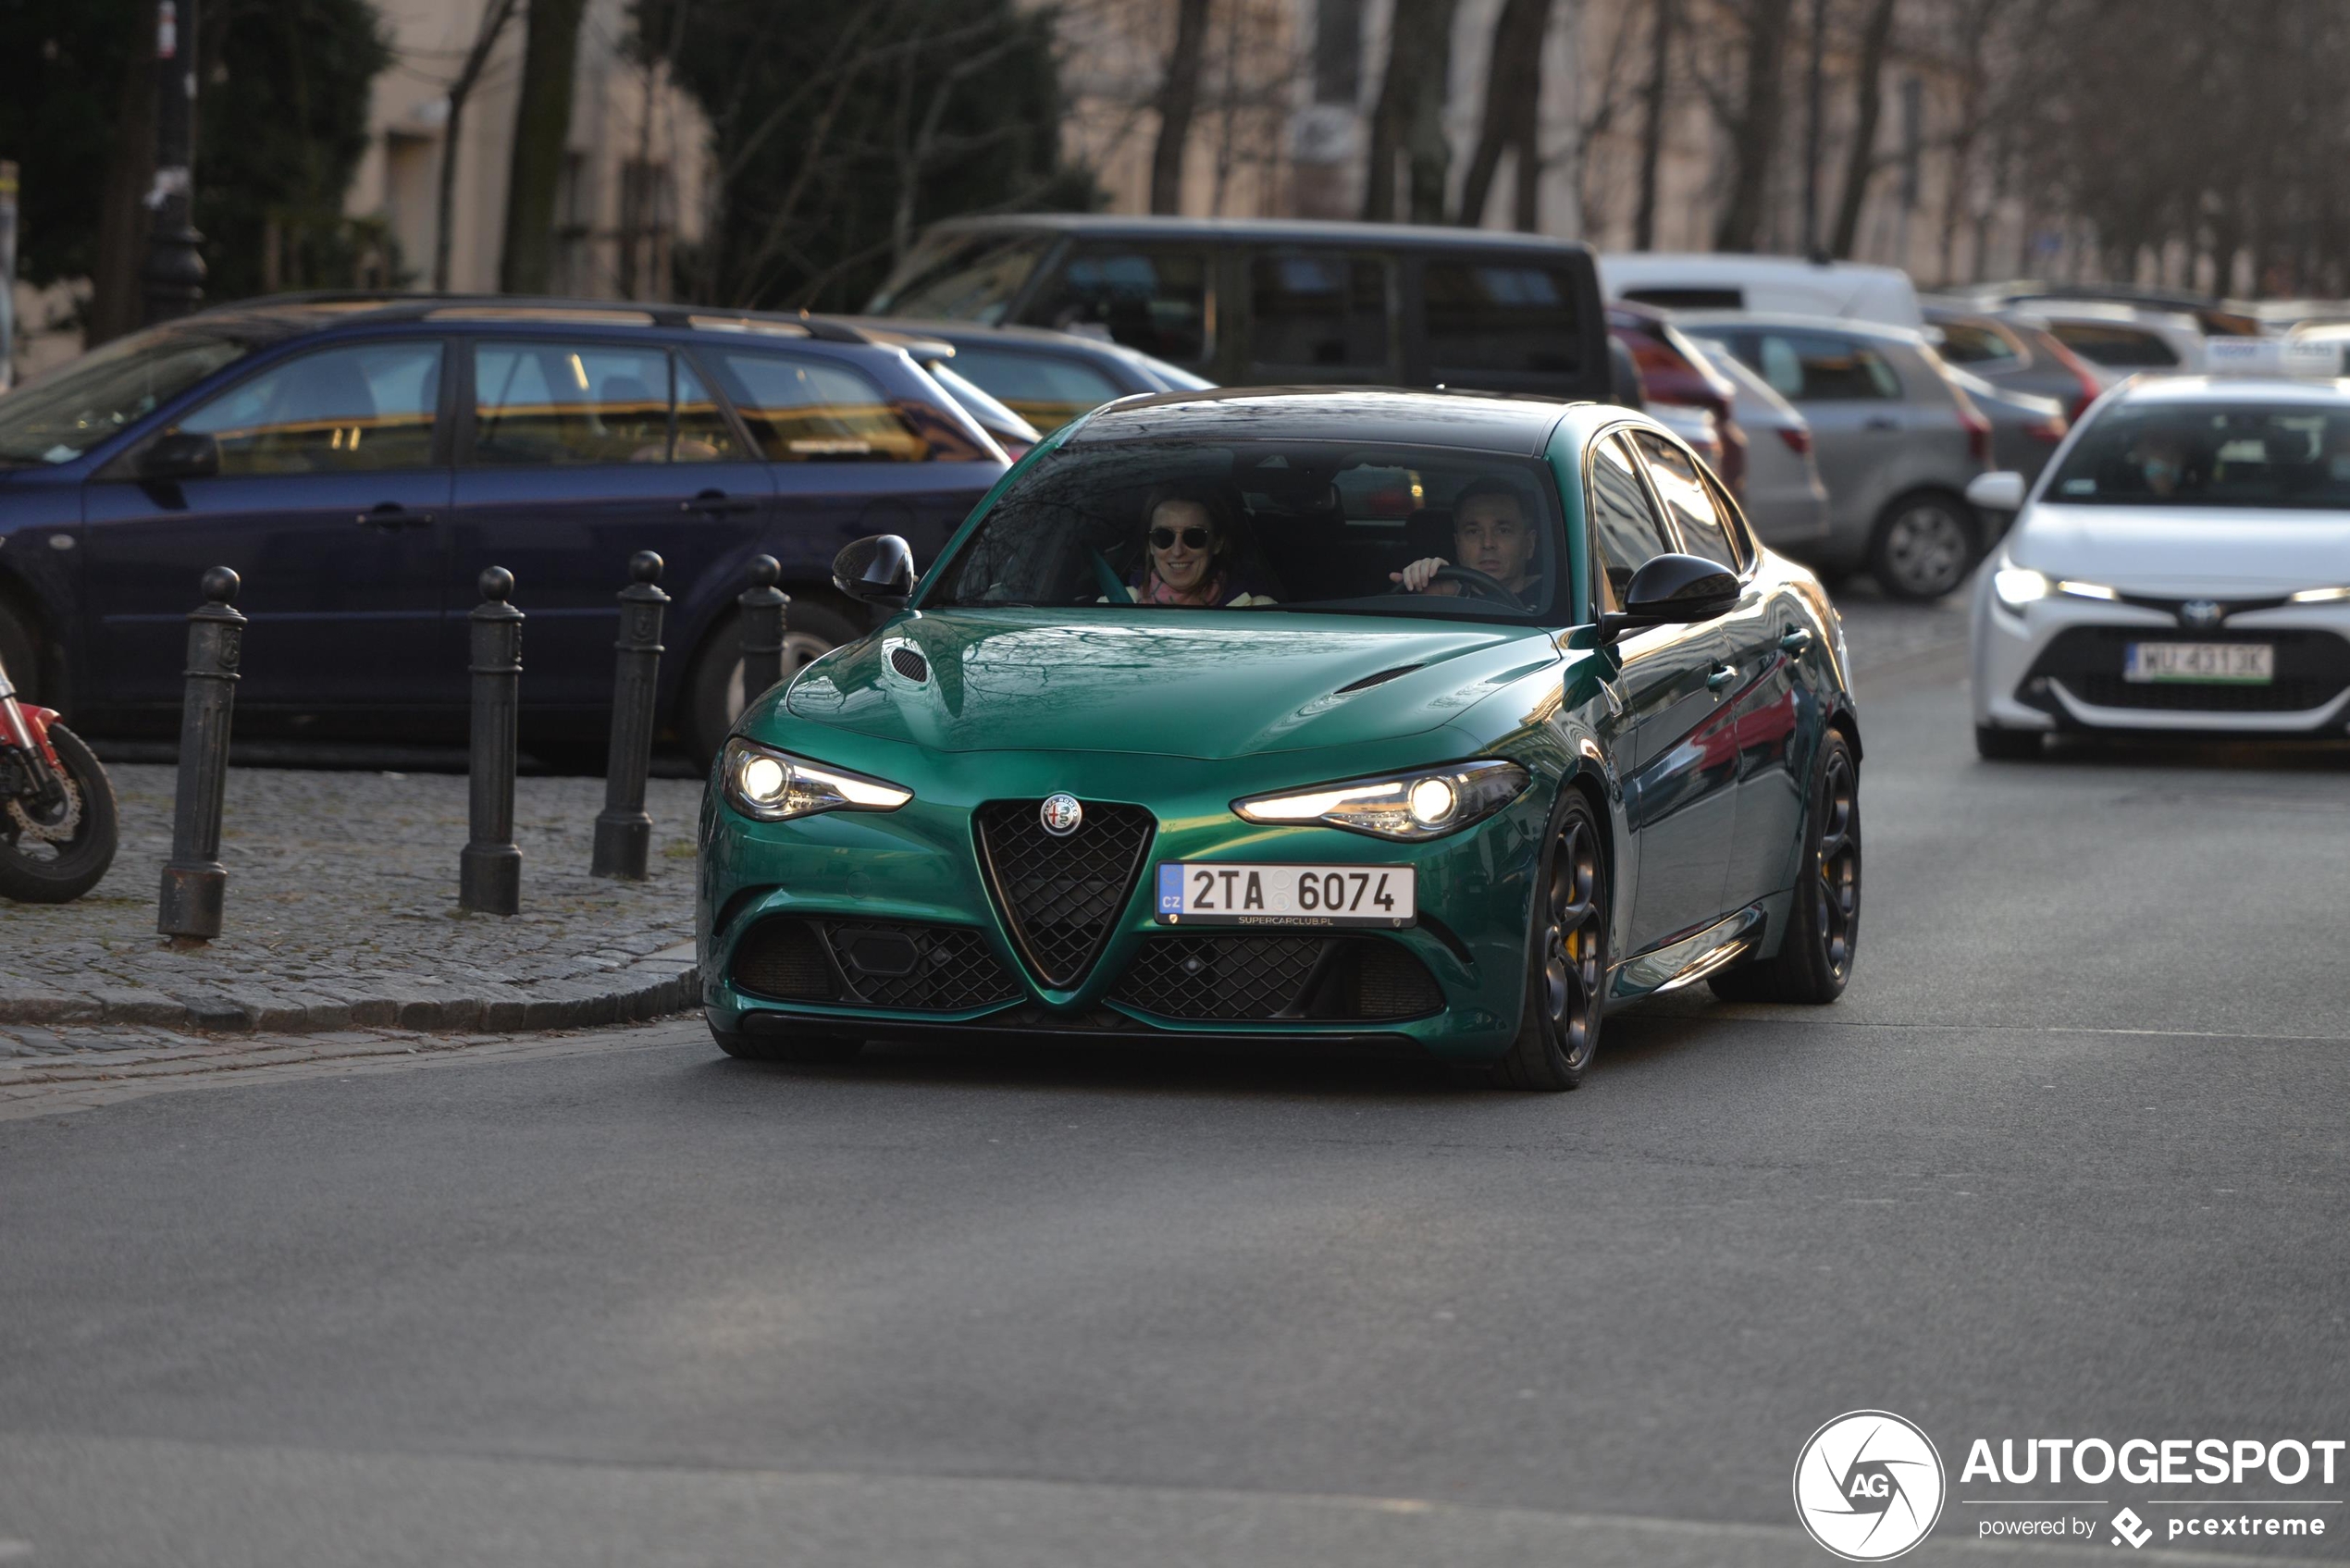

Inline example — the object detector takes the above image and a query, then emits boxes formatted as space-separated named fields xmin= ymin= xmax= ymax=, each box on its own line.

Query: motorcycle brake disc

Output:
xmin=7 ymin=775 xmax=82 ymax=845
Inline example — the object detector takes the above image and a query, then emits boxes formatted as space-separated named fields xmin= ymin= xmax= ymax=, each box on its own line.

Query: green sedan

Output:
xmin=698 ymin=389 xmax=1861 ymax=1089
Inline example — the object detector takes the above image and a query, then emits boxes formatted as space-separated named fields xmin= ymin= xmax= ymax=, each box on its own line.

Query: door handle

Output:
xmin=1778 ymin=626 xmax=1814 ymax=656
xmin=1706 ymin=662 xmax=1739 ymax=692
xmin=355 ymin=507 xmax=434 ymax=529
xmin=1863 ymin=416 xmax=1901 ymax=432
xmin=679 ymin=491 xmax=759 ymax=515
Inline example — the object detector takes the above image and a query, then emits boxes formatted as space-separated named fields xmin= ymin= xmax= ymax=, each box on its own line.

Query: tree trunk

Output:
xmin=1800 ymin=0 xmax=1824 ymax=254
xmin=1712 ymin=0 xmax=1793 ymax=253
xmin=1148 ymin=0 xmax=1212 ymax=216
xmin=1828 ymin=0 xmax=1897 ymax=259
xmin=86 ymin=3 xmax=160 ymax=347
xmin=437 ymin=0 xmax=520 ymax=293
xmin=500 ymin=0 xmax=588 ymax=295
xmin=1363 ymin=0 xmax=1456 ymax=224
xmin=1633 ymin=0 xmax=1671 ymax=250
xmin=1457 ymin=0 xmax=1552 ymax=229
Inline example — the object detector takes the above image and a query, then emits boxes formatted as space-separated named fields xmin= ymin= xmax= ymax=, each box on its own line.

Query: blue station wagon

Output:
xmin=0 ymin=296 xmax=1011 ymax=761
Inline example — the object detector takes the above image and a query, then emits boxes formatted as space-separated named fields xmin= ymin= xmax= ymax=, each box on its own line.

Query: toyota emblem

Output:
xmin=2181 ymin=599 xmax=2223 ymax=629
xmin=1039 ymin=794 xmax=1084 ymax=836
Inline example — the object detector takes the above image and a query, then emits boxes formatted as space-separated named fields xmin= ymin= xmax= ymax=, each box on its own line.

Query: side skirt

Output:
xmin=1607 ymin=903 xmax=1768 ymax=1003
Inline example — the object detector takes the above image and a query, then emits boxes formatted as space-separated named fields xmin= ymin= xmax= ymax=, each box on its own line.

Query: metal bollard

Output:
xmin=591 ymin=550 xmax=669 ymax=880
xmin=156 ymin=566 xmax=245 ymax=941
xmin=738 ymin=554 xmax=790 ymax=710
xmin=460 ymin=567 xmax=524 ymax=915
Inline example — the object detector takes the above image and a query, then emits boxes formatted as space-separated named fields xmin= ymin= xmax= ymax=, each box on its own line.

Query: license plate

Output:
xmin=2124 ymin=641 xmax=2274 ymax=685
xmin=1156 ymin=863 xmax=1416 ymax=927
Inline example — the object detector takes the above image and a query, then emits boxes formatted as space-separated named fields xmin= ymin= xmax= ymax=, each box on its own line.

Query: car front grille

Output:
xmin=974 ymin=799 xmax=1156 ymax=989
xmin=732 ymin=916 xmax=1021 ymax=1011
xmin=2021 ymin=627 xmax=2350 ymax=716
xmin=1112 ymin=932 xmax=1443 ymax=1021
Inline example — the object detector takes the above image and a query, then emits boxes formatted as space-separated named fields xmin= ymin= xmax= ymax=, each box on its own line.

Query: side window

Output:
xmin=1936 ymin=321 xmax=2018 ymax=366
xmin=1422 ymin=259 xmax=1582 ymax=376
xmin=2048 ymin=322 xmax=2179 ymax=369
xmin=673 ymin=359 xmax=743 ymax=463
xmin=1754 ymin=331 xmax=1902 ymax=401
xmin=178 ymin=340 xmax=441 ymax=475
xmin=1585 ymin=432 xmax=1676 ymax=614
xmin=1021 ymin=246 xmax=1211 ymax=364
xmin=1250 ymin=250 xmax=1391 ymax=371
xmin=1630 ymin=429 xmax=1743 ymax=570
xmin=946 ymin=345 xmax=1122 ymax=434
xmin=472 ymin=340 xmax=678 ymax=464
xmin=712 ymin=351 xmax=931 ymax=463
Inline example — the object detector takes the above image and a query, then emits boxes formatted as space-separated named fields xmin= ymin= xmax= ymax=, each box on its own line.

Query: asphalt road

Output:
xmin=5 ymin=604 xmax=2349 ymax=1568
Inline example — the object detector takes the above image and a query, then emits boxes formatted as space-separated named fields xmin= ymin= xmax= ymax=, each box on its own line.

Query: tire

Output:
xmin=1867 ymin=492 xmax=1980 ymax=601
xmin=680 ymin=599 xmax=863 ymax=768
xmin=1491 ymin=789 xmax=1608 ymax=1092
xmin=1709 ymin=729 xmax=1859 ymax=1005
xmin=1973 ymin=723 xmax=2043 ymax=760
xmin=0 ymin=722 xmax=120 ymax=904
xmin=711 ymin=1019 xmax=866 ymax=1065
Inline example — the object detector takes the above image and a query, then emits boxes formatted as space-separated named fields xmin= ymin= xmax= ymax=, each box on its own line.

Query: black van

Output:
xmin=864 ymin=215 xmax=1612 ymax=404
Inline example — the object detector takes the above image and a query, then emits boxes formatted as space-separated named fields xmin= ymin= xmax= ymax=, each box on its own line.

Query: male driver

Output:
xmin=1390 ymin=478 xmax=1541 ymax=599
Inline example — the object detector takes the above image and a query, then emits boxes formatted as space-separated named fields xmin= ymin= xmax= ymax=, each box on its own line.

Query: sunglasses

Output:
xmin=1149 ymin=525 xmax=1214 ymax=550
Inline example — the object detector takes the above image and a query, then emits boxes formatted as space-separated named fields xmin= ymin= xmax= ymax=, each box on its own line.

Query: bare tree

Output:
xmin=1457 ymin=0 xmax=1555 ymax=230
xmin=1363 ymin=0 xmax=1458 ymax=223
xmin=1827 ymin=0 xmax=1896 ymax=258
xmin=1633 ymin=0 xmax=1672 ymax=250
xmin=1149 ymin=0 xmax=1212 ymax=214
xmin=436 ymin=0 xmax=521 ymax=293
xmin=1703 ymin=0 xmax=1795 ymax=252
xmin=501 ymin=0 xmax=588 ymax=294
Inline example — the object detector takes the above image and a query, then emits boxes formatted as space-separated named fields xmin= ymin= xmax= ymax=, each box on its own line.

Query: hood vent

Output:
xmin=1335 ymin=663 xmax=1423 ymax=695
xmin=888 ymin=646 xmax=931 ymax=683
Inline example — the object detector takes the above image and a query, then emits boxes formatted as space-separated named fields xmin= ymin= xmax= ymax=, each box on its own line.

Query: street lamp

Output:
xmin=142 ymin=0 xmax=205 ymax=325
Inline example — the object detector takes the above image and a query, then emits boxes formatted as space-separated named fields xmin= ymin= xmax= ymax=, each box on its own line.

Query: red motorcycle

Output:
xmin=0 ymin=649 xmax=117 ymax=902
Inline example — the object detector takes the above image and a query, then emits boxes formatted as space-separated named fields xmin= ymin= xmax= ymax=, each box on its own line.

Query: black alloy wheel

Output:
xmin=1868 ymin=492 xmax=1980 ymax=600
xmin=1710 ymin=729 xmax=1860 ymax=1005
xmin=1493 ymin=791 xmax=1607 ymax=1091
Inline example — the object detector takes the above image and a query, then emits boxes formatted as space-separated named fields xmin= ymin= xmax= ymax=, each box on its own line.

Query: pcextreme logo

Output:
xmin=1793 ymin=1410 xmax=1948 ymax=1561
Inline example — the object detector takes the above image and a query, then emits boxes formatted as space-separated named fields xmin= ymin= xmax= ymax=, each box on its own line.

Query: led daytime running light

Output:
xmin=1234 ymin=760 xmax=1529 ymax=842
xmin=722 ymin=738 xmax=912 ymax=822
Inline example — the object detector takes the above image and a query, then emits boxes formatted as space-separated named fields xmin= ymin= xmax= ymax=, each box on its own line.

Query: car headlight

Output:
xmin=1233 ymin=759 xmax=1529 ymax=842
xmin=1993 ymin=560 xmax=2118 ymax=611
xmin=2290 ymin=586 xmax=2350 ymax=603
xmin=721 ymin=737 xmax=911 ymax=822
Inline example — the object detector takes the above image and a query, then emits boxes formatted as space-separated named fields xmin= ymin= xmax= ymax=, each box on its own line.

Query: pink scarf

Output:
xmin=1133 ymin=565 xmax=1228 ymax=606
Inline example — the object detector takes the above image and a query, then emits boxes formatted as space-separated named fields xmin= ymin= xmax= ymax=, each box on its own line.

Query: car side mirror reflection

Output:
xmin=833 ymin=534 xmax=916 ymax=608
xmin=140 ymin=431 xmax=220 ymax=482
xmin=1602 ymin=552 xmax=1740 ymax=644
xmin=1966 ymin=471 xmax=2027 ymax=512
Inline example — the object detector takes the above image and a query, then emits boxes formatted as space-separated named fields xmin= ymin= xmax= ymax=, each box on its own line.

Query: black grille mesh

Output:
xmin=889 ymin=646 xmax=930 ymax=682
xmin=1113 ymin=933 xmax=1442 ymax=1021
xmin=974 ymin=799 xmax=1155 ymax=989
xmin=732 ymin=917 xmax=1020 ymax=1011
xmin=2023 ymin=627 xmax=2350 ymax=715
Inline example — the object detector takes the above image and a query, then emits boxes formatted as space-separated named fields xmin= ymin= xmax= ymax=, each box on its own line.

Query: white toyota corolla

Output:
xmin=1968 ymin=370 xmax=2350 ymax=758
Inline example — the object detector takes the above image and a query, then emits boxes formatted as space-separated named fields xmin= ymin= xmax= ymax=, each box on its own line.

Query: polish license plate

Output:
xmin=2123 ymin=641 xmax=2274 ymax=685
xmin=1156 ymin=863 xmax=1416 ymax=927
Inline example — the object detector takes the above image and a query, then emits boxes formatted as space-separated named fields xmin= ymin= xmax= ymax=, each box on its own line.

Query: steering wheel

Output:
xmin=1392 ymin=563 xmax=1527 ymax=611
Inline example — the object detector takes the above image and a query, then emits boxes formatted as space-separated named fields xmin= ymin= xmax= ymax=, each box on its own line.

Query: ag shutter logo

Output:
xmin=1793 ymin=1410 xmax=1948 ymax=1561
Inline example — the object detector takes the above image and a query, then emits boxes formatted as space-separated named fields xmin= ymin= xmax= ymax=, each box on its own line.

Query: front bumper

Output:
xmin=698 ymin=752 xmax=1550 ymax=1061
xmin=1971 ymin=582 xmax=2350 ymax=735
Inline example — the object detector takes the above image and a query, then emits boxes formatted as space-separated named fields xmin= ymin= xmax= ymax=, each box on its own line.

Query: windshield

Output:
xmin=867 ymin=231 xmax=1050 ymax=323
xmin=2046 ymin=401 xmax=2350 ymax=509
xmin=924 ymin=439 xmax=1567 ymax=623
xmin=0 ymin=328 xmax=253 ymax=463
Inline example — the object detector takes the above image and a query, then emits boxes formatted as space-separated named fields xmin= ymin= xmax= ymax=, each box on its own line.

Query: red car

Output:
xmin=1610 ymin=302 xmax=1748 ymax=498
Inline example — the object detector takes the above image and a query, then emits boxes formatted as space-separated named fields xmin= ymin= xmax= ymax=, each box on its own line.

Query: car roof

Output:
xmin=1066 ymin=387 xmax=1580 ymax=455
xmin=1663 ymin=310 xmax=1928 ymax=346
xmin=2110 ymin=376 xmax=2350 ymax=406
xmin=921 ymin=213 xmax=1592 ymax=255
xmin=162 ymin=292 xmax=900 ymax=348
xmin=1600 ymin=251 xmax=1910 ymax=280
xmin=833 ymin=315 xmax=1146 ymax=364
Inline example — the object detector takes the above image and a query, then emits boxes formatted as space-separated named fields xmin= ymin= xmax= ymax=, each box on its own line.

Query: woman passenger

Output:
xmin=1129 ymin=485 xmax=1277 ymax=607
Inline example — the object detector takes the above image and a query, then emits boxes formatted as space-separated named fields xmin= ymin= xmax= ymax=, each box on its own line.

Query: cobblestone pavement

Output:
xmin=0 ymin=765 xmax=706 ymax=1041
xmin=0 ymin=1015 xmax=700 ymax=1121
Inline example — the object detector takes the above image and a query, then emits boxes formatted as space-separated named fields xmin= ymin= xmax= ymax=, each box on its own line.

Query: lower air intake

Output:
xmin=1112 ymin=933 xmax=1443 ymax=1021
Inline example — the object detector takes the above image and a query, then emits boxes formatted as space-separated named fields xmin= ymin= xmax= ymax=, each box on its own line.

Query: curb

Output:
xmin=0 ymin=948 xmax=701 ymax=1037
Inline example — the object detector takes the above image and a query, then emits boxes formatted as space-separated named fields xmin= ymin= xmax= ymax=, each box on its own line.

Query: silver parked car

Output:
xmin=1922 ymin=302 xmax=2110 ymax=421
xmin=1692 ymin=340 xmax=1830 ymax=550
xmin=1942 ymin=364 xmax=2068 ymax=483
xmin=1675 ymin=312 xmax=1992 ymax=599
